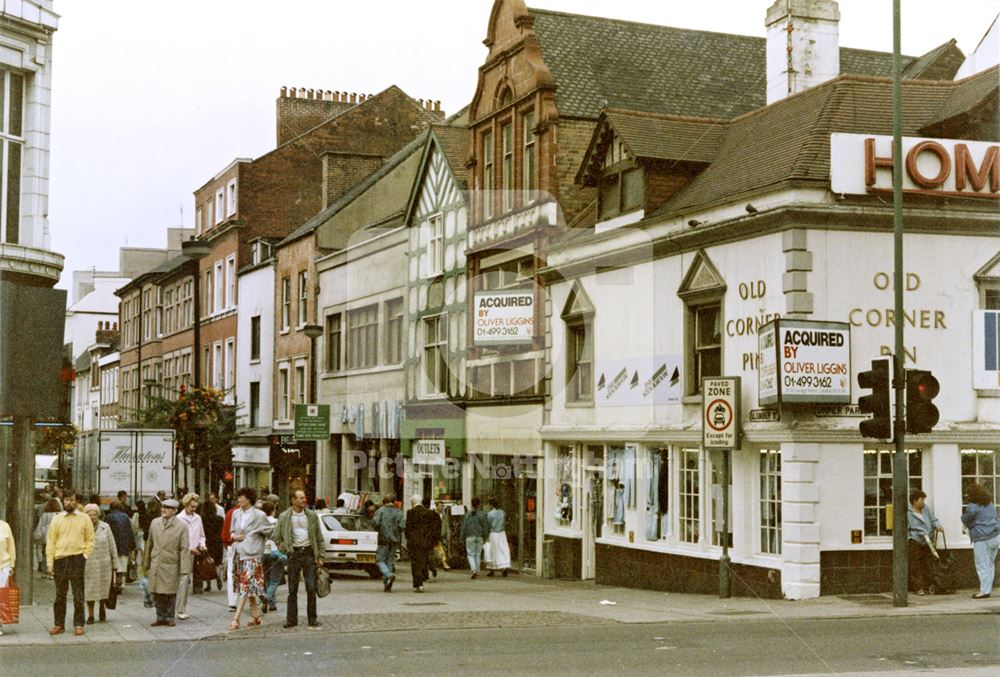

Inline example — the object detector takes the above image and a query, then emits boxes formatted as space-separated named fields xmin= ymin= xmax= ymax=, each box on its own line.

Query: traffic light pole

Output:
xmin=891 ymin=0 xmax=908 ymax=609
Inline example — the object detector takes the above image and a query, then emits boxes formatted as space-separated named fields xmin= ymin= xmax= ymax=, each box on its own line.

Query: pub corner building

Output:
xmin=535 ymin=17 xmax=1000 ymax=597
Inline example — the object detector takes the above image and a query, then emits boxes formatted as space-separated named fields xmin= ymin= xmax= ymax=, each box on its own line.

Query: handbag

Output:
xmin=0 ymin=576 xmax=20 ymax=625
xmin=316 ymin=566 xmax=331 ymax=598
xmin=105 ymin=578 xmax=118 ymax=610
xmin=194 ymin=554 xmax=217 ymax=582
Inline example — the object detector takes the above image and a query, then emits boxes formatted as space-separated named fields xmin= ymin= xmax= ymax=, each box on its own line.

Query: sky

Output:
xmin=49 ymin=0 xmax=999 ymax=290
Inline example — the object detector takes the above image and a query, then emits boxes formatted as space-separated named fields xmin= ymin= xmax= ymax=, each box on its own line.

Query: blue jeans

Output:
xmin=973 ymin=532 xmax=1000 ymax=595
xmin=262 ymin=554 xmax=284 ymax=608
xmin=376 ymin=544 xmax=398 ymax=580
xmin=465 ymin=536 xmax=484 ymax=573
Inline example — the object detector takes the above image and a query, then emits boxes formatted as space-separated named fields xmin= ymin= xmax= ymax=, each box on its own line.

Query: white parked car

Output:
xmin=318 ymin=513 xmax=380 ymax=578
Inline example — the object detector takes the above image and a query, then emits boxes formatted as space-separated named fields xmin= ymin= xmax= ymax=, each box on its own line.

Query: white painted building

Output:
xmin=540 ymin=60 xmax=999 ymax=599
xmin=231 ymin=241 xmax=276 ymax=491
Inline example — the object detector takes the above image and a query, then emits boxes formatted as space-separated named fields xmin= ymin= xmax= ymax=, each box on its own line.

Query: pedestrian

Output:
xmin=461 ymin=497 xmax=491 ymax=579
xmin=47 ymin=490 xmax=95 ymax=636
xmin=141 ymin=499 xmax=157 ymax=541
xmin=259 ymin=501 xmax=282 ymax=614
xmin=175 ymin=493 xmax=206 ymax=620
xmin=208 ymin=492 xmax=226 ymax=519
xmin=116 ymin=491 xmax=133 ymax=517
xmin=229 ymin=487 xmax=272 ymax=629
xmin=103 ymin=501 xmax=133 ymax=594
xmin=314 ymin=498 xmax=329 ymax=515
xmin=906 ymin=489 xmax=942 ymax=595
xmin=143 ymin=498 xmax=190 ymax=627
xmin=274 ymin=489 xmax=324 ymax=628
xmin=82 ymin=503 xmax=118 ymax=625
xmin=33 ymin=497 xmax=60 ymax=577
xmin=486 ymin=498 xmax=512 ymax=577
xmin=372 ymin=494 xmax=404 ymax=592
xmin=962 ymin=483 xmax=1000 ymax=599
xmin=404 ymin=495 xmax=436 ymax=592
xmin=199 ymin=497 xmax=224 ymax=592
xmin=132 ymin=501 xmax=153 ymax=607
xmin=332 ymin=498 xmax=349 ymax=515
xmin=0 ymin=516 xmax=14 ymax=637
xmin=425 ymin=497 xmax=443 ymax=577
xmin=221 ymin=500 xmax=240 ymax=612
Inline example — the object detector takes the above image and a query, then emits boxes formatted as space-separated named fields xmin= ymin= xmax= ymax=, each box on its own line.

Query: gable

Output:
xmin=412 ymin=145 xmax=463 ymax=221
xmin=975 ymin=250 xmax=1000 ymax=282
xmin=562 ymin=279 xmax=595 ymax=317
xmin=677 ymin=250 xmax=726 ymax=300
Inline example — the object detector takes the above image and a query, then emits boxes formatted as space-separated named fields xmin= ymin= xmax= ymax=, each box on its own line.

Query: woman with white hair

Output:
xmin=82 ymin=503 xmax=118 ymax=624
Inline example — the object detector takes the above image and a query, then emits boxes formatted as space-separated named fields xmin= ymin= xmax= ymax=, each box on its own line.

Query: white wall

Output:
xmin=235 ymin=262 xmax=274 ymax=430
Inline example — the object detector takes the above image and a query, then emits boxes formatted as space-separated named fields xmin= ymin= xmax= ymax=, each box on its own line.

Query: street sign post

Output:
xmin=702 ymin=376 xmax=740 ymax=598
xmin=293 ymin=404 xmax=331 ymax=441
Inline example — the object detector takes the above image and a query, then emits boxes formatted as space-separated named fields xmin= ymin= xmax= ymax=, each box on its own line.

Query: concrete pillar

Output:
xmin=781 ymin=442 xmax=821 ymax=599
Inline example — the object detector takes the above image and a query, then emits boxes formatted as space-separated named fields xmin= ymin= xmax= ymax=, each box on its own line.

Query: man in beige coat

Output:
xmin=142 ymin=499 xmax=190 ymax=627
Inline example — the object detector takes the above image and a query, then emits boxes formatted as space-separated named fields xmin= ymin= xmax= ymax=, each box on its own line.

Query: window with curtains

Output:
xmin=678 ymin=447 xmax=700 ymax=544
xmin=0 ymin=70 xmax=23 ymax=245
xmin=759 ymin=449 xmax=782 ymax=554
xmin=863 ymin=448 xmax=923 ymax=536
xmin=347 ymin=304 xmax=379 ymax=369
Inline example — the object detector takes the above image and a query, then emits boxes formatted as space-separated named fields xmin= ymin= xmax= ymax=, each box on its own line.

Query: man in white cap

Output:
xmin=143 ymin=498 xmax=190 ymax=627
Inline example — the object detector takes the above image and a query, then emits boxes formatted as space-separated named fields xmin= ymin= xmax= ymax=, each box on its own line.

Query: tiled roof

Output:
xmin=902 ymin=39 xmax=964 ymax=80
xmin=527 ymin=8 xmax=923 ymax=120
xmin=605 ymin=109 xmax=725 ymax=163
xmin=653 ymin=75 xmax=958 ymax=216
xmin=431 ymin=124 xmax=470 ymax=187
xmin=925 ymin=64 xmax=999 ymax=128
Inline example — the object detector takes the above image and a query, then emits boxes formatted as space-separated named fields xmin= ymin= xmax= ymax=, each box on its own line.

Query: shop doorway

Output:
xmin=473 ymin=455 xmax=538 ymax=572
xmin=582 ymin=445 xmax=604 ymax=579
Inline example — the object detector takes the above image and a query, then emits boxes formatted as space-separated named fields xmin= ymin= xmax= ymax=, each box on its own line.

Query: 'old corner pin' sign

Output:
xmin=703 ymin=376 xmax=740 ymax=450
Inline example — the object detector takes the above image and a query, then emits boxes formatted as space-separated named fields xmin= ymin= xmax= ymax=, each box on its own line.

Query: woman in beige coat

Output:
xmin=142 ymin=499 xmax=190 ymax=627
xmin=83 ymin=504 xmax=118 ymax=624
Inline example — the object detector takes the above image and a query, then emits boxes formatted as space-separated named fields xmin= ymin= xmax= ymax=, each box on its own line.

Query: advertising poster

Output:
xmin=594 ymin=354 xmax=682 ymax=406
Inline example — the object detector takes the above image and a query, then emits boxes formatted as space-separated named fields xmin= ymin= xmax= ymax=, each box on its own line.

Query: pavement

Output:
xmin=1 ymin=565 xmax=997 ymax=646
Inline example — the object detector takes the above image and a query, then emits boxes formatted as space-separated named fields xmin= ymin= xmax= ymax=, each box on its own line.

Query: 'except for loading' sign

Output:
xmin=706 ymin=399 xmax=734 ymax=432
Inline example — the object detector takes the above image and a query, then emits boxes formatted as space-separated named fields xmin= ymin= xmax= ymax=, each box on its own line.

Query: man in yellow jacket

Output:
xmin=46 ymin=490 xmax=94 ymax=636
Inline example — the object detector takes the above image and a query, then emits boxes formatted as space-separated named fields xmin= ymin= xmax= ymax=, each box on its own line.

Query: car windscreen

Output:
xmin=322 ymin=514 xmax=375 ymax=532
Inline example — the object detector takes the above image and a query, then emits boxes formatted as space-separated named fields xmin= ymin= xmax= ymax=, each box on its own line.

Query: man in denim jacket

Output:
xmin=907 ymin=489 xmax=942 ymax=594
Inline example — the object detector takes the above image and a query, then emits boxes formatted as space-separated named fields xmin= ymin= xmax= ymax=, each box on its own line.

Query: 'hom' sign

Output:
xmin=830 ymin=133 xmax=998 ymax=199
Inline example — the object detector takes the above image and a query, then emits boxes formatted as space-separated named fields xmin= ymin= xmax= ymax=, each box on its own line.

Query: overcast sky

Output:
xmin=49 ymin=0 xmax=999 ymax=290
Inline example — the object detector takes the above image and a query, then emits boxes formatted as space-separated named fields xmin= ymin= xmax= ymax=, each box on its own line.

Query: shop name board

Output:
xmin=294 ymin=404 xmax=330 ymax=441
xmin=830 ymin=133 xmax=999 ymax=199
xmin=473 ymin=291 xmax=534 ymax=345
xmin=412 ymin=439 xmax=446 ymax=465
xmin=703 ymin=377 xmax=740 ymax=449
xmin=759 ymin=319 xmax=851 ymax=405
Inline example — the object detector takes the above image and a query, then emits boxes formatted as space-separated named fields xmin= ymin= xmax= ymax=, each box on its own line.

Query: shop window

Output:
xmin=863 ymin=448 xmax=923 ymax=537
xmin=555 ymin=446 xmax=575 ymax=526
xmin=678 ymin=447 xmax=700 ymax=544
xmin=0 ymin=70 xmax=23 ymax=245
xmin=385 ymin=297 xmax=403 ymax=364
xmin=422 ymin=313 xmax=448 ymax=396
xmin=347 ymin=304 xmax=379 ymax=369
xmin=605 ymin=446 xmax=635 ymax=536
xmin=759 ymin=449 xmax=781 ymax=554
xmin=645 ymin=447 xmax=670 ymax=541
xmin=961 ymin=448 xmax=999 ymax=514
xmin=325 ymin=313 xmax=342 ymax=372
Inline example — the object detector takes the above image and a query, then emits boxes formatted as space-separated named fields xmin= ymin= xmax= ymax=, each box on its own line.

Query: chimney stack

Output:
xmin=765 ymin=0 xmax=840 ymax=105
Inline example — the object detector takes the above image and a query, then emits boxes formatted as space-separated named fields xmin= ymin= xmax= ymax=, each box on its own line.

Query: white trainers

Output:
xmin=176 ymin=613 xmax=190 ymax=620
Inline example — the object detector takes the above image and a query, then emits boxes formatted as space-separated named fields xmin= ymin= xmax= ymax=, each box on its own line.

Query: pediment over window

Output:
xmin=974 ymin=250 xmax=1000 ymax=282
xmin=562 ymin=279 xmax=594 ymax=318
xmin=677 ymin=250 xmax=726 ymax=301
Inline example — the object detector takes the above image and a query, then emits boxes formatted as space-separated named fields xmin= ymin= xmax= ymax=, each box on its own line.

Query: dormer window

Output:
xmin=598 ymin=166 xmax=644 ymax=220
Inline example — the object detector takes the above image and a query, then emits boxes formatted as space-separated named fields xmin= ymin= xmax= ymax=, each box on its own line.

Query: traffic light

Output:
xmin=858 ymin=357 xmax=892 ymax=439
xmin=906 ymin=370 xmax=940 ymax=434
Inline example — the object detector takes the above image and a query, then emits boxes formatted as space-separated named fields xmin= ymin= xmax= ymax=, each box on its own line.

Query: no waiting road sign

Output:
xmin=703 ymin=377 xmax=741 ymax=449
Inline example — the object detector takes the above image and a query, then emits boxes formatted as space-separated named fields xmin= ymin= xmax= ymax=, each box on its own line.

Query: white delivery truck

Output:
xmin=72 ymin=429 xmax=176 ymax=501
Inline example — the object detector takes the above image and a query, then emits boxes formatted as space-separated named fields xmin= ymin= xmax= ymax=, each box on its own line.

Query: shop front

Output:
xmin=231 ymin=441 xmax=271 ymax=498
xmin=465 ymin=403 xmax=543 ymax=575
xmin=268 ymin=434 xmax=316 ymax=504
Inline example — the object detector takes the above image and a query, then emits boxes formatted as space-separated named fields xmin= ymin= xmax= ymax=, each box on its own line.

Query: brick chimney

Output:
xmin=95 ymin=321 xmax=119 ymax=346
xmin=275 ymin=85 xmax=359 ymax=146
xmin=765 ymin=0 xmax=840 ymax=105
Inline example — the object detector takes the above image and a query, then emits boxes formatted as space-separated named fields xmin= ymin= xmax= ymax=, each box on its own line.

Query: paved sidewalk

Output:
xmin=1 ymin=567 xmax=996 ymax=646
